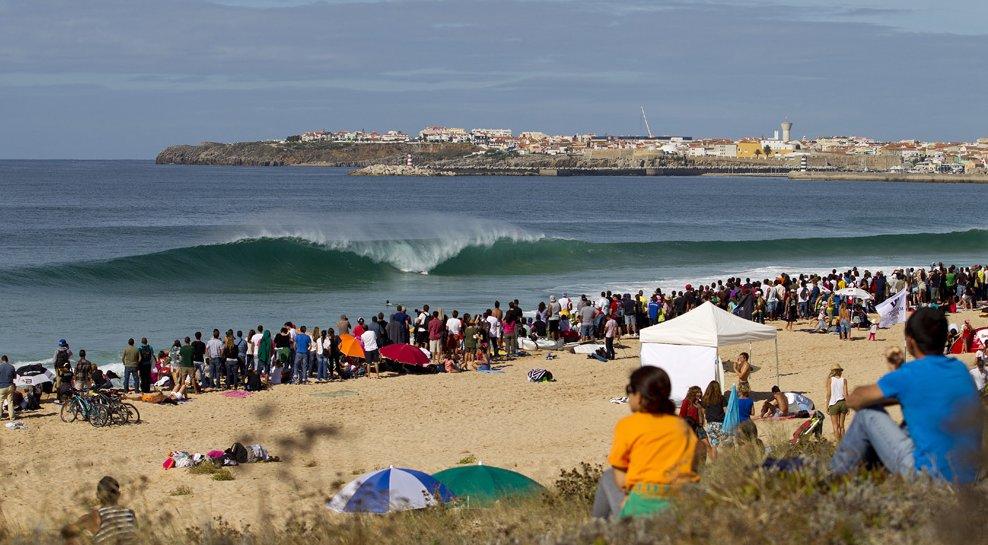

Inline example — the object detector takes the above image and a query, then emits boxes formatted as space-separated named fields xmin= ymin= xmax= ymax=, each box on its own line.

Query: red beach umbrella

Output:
xmin=380 ymin=343 xmax=431 ymax=366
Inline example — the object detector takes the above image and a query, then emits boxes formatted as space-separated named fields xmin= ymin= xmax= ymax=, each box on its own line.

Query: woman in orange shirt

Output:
xmin=592 ymin=366 xmax=699 ymax=519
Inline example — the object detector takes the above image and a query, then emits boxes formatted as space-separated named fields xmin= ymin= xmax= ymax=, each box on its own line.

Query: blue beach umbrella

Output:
xmin=326 ymin=466 xmax=454 ymax=514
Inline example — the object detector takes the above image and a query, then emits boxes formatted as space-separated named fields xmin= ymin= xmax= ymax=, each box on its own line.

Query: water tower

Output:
xmin=781 ymin=120 xmax=793 ymax=142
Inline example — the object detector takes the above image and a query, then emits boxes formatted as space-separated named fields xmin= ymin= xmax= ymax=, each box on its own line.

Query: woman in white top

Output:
xmin=825 ymin=364 xmax=849 ymax=439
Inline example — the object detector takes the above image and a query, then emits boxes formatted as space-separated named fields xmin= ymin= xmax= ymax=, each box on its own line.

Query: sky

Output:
xmin=0 ymin=0 xmax=986 ymax=159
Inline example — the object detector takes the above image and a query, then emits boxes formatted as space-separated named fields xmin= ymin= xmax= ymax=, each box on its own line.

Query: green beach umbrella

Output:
xmin=433 ymin=463 xmax=546 ymax=505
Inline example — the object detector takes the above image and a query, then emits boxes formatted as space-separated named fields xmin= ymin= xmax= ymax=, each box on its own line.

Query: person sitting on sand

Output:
xmin=62 ymin=476 xmax=137 ymax=545
xmin=830 ymin=308 xmax=982 ymax=483
xmin=736 ymin=383 xmax=754 ymax=422
xmin=969 ymin=353 xmax=987 ymax=393
xmin=592 ymin=366 xmax=699 ymax=519
xmin=759 ymin=385 xmax=790 ymax=418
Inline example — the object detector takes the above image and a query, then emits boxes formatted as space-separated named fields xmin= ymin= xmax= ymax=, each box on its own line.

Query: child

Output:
xmin=443 ymin=354 xmax=460 ymax=373
xmin=884 ymin=346 xmax=905 ymax=370
xmin=592 ymin=366 xmax=699 ymax=519
xmin=269 ymin=362 xmax=283 ymax=385
xmin=868 ymin=322 xmax=878 ymax=341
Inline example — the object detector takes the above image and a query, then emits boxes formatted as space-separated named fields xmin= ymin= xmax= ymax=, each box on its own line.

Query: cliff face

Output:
xmin=154 ymin=141 xmax=478 ymax=166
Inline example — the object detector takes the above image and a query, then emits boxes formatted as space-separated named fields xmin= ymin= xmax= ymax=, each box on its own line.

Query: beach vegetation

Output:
xmin=9 ymin=436 xmax=985 ymax=545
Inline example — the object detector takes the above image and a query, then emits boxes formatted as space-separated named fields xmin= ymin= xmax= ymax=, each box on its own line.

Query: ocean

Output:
xmin=1 ymin=159 xmax=985 ymax=364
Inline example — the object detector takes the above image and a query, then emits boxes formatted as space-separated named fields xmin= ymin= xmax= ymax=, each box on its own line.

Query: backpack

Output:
xmin=226 ymin=442 xmax=249 ymax=464
xmin=139 ymin=344 xmax=154 ymax=365
xmin=54 ymin=349 xmax=70 ymax=367
xmin=527 ymin=368 xmax=553 ymax=382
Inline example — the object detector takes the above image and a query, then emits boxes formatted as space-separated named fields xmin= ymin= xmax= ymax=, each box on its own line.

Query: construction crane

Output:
xmin=640 ymin=105 xmax=654 ymax=138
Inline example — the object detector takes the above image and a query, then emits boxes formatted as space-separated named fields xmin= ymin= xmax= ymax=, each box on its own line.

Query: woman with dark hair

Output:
xmin=702 ymin=380 xmax=726 ymax=447
xmin=592 ymin=366 xmax=699 ymax=519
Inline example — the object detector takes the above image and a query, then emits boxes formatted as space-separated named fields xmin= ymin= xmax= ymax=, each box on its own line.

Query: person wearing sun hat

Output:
xmin=826 ymin=363 xmax=849 ymax=439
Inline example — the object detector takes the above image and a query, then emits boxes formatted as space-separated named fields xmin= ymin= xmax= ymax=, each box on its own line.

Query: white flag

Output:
xmin=875 ymin=288 xmax=908 ymax=328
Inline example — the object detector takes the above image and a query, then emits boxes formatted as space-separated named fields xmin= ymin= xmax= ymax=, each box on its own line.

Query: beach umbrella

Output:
xmin=433 ymin=464 xmax=546 ymax=505
xmin=337 ymin=334 xmax=365 ymax=359
xmin=835 ymin=287 xmax=872 ymax=300
xmin=14 ymin=364 xmax=54 ymax=387
xmin=380 ymin=343 xmax=430 ymax=366
xmin=326 ymin=466 xmax=454 ymax=514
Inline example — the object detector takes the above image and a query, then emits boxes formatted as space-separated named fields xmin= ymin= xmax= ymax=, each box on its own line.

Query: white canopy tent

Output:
xmin=639 ymin=302 xmax=779 ymax=400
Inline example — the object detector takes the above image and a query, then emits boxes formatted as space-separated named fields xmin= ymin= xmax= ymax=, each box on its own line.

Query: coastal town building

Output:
xmin=282 ymin=119 xmax=988 ymax=175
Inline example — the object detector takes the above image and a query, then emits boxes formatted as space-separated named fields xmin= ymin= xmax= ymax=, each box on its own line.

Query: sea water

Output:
xmin=1 ymin=160 xmax=985 ymax=363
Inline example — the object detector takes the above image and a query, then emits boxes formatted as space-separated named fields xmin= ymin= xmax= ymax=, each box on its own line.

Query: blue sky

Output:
xmin=0 ymin=0 xmax=985 ymax=159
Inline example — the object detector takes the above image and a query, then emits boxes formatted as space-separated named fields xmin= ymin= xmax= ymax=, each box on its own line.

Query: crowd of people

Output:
xmin=1 ymin=262 xmax=985 ymax=409
xmin=595 ymin=307 xmax=985 ymax=519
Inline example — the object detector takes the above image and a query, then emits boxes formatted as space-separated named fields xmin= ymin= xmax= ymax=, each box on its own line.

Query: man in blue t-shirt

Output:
xmin=293 ymin=326 xmax=311 ymax=385
xmin=830 ymin=308 xmax=982 ymax=483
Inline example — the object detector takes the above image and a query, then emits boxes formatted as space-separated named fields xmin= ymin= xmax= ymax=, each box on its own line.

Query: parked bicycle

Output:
xmin=59 ymin=389 xmax=140 ymax=426
xmin=60 ymin=390 xmax=110 ymax=427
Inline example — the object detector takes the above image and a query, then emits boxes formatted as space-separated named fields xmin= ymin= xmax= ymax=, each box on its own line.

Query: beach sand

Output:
xmin=1 ymin=310 xmax=982 ymax=530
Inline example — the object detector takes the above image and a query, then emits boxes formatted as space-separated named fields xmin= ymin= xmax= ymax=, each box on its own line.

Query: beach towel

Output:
xmin=222 ymin=390 xmax=251 ymax=398
xmin=723 ymin=385 xmax=740 ymax=435
xmin=527 ymin=368 xmax=554 ymax=382
xmin=476 ymin=369 xmax=504 ymax=375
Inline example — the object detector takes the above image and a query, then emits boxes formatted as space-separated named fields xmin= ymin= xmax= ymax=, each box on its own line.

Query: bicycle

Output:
xmin=89 ymin=391 xmax=141 ymax=425
xmin=60 ymin=390 xmax=111 ymax=427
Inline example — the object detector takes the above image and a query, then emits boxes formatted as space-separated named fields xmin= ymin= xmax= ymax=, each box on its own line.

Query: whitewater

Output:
xmin=1 ymin=160 xmax=986 ymax=362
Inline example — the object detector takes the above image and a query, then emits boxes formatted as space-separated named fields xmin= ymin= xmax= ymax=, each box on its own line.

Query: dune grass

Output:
xmin=4 ymin=435 xmax=984 ymax=545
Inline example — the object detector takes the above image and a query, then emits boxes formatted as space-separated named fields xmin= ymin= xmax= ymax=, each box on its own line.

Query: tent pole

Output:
xmin=774 ymin=338 xmax=780 ymax=388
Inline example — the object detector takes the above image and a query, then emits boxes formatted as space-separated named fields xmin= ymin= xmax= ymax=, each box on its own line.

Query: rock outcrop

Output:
xmin=155 ymin=141 xmax=478 ymax=167
xmin=348 ymin=164 xmax=455 ymax=176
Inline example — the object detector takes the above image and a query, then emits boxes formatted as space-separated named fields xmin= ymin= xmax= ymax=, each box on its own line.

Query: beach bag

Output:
xmin=225 ymin=442 xmax=249 ymax=464
xmin=527 ymin=368 xmax=553 ymax=382
xmin=790 ymin=411 xmax=826 ymax=445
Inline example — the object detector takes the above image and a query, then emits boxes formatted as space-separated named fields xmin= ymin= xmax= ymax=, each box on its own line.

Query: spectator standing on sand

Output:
xmin=485 ymin=310 xmax=501 ymax=359
xmin=830 ymin=308 xmax=982 ymax=483
xmin=62 ymin=476 xmax=137 ymax=545
xmin=178 ymin=337 xmax=198 ymax=394
xmin=121 ymin=338 xmax=140 ymax=394
xmin=205 ymin=329 xmax=224 ymax=389
xmin=547 ymin=296 xmax=562 ymax=341
xmin=222 ymin=333 xmax=239 ymax=389
xmin=75 ymin=350 xmax=94 ymax=390
xmin=361 ymin=324 xmax=379 ymax=376
xmin=604 ymin=314 xmax=618 ymax=360
xmin=191 ymin=332 xmax=207 ymax=389
xmin=0 ymin=355 xmax=17 ymax=421
xmin=137 ymin=337 xmax=154 ymax=393
xmin=428 ymin=310 xmax=444 ymax=362
xmin=593 ymin=366 xmax=699 ymax=519
xmin=826 ymin=365 xmax=849 ymax=439
xmin=293 ymin=325 xmax=311 ymax=384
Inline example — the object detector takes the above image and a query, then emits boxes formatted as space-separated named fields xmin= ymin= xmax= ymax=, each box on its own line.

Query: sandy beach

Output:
xmin=1 ymin=310 xmax=982 ymax=531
